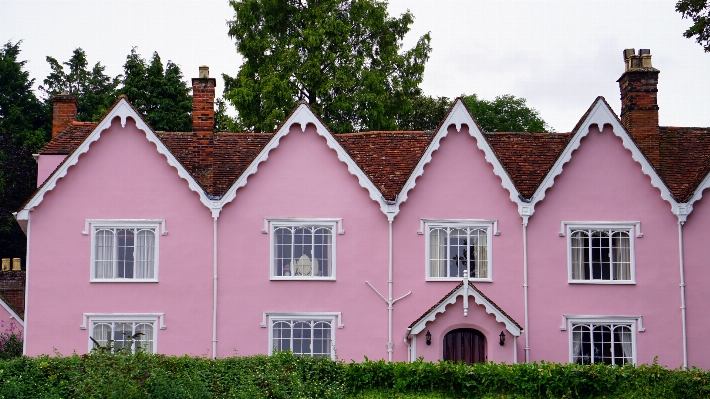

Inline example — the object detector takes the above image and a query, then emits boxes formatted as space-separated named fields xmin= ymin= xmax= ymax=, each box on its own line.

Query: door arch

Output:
xmin=443 ymin=328 xmax=486 ymax=364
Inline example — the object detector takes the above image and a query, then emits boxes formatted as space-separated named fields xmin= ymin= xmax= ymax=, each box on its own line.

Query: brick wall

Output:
xmin=0 ymin=271 xmax=25 ymax=316
xmin=191 ymin=76 xmax=216 ymax=189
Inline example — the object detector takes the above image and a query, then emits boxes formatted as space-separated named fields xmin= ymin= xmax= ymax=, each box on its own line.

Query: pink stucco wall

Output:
xmin=0 ymin=304 xmax=23 ymax=337
xmin=26 ymin=117 xmax=214 ymax=356
xmin=392 ymin=125 xmax=524 ymax=363
xmin=37 ymin=155 xmax=65 ymax=187
xmin=679 ymin=189 xmax=710 ymax=369
xmin=526 ymin=125 xmax=683 ymax=367
xmin=216 ymin=123 xmax=390 ymax=361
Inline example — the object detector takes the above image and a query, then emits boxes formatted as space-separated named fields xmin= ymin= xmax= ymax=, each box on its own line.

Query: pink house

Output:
xmin=14 ymin=50 xmax=710 ymax=368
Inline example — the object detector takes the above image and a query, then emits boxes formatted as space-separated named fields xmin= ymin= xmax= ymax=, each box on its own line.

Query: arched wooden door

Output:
xmin=443 ymin=328 xmax=486 ymax=364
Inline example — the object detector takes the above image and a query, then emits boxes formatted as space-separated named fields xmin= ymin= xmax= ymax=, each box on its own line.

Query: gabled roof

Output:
xmin=487 ymin=132 xmax=573 ymax=199
xmin=408 ymin=279 xmax=522 ymax=337
xmin=335 ymin=131 xmax=436 ymax=201
xmin=39 ymin=122 xmax=97 ymax=154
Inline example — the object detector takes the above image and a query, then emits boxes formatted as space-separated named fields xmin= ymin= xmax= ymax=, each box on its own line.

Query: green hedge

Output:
xmin=0 ymin=352 xmax=708 ymax=398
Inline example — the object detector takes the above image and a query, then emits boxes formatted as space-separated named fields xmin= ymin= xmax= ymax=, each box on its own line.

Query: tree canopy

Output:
xmin=224 ymin=0 xmax=431 ymax=133
xmin=120 ymin=48 xmax=192 ymax=132
xmin=676 ymin=0 xmax=710 ymax=52
xmin=0 ymin=41 xmax=49 ymax=150
xmin=42 ymin=48 xmax=121 ymax=123
xmin=461 ymin=94 xmax=550 ymax=133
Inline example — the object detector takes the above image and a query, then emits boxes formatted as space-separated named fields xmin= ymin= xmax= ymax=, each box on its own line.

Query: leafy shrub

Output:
xmin=0 ymin=352 xmax=708 ymax=398
xmin=0 ymin=319 xmax=22 ymax=360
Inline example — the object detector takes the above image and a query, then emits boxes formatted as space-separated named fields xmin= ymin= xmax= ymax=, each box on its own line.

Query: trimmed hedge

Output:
xmin=0 ymin=352 xmax=708 ymax=398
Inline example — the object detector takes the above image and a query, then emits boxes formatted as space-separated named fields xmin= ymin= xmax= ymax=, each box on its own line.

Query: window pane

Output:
xmin=273 ymin=321 xmax=292 ymax=352
xmin=135 ymin=323 xmax=154 ymax=353
xmin=429 ymin=228 xmax=447 ymax=278
xmin=95 ymin=230 xmax=115 ymax=279
xmin=591 ymin=231 xmax=610 ymax=280
xmin=612 ymin=232 xmax=631 ymax=281
xmin=292 ymin=321 xmax=312 ymax=355
xmin=572 ymin=324 xmax=591 ymax=364
xmin=449 ymin=229 xmax=468 ymax=278
xmin=570 ymin=231 xmax=589 ymax=280
xmin=135 ymin=230 xmax=155 ymax=279
xmin=614 ymin=325 xmax=633 ymax=365
xmin=470 ymin=229 xmax=488 ymax=278
xmin=274 ymin=228 xmax=293 ymax=276
xmin=313 ymin=227 xmax=332 ymax=277
xmin=92 ymin=323 xmax=112 ymax=348
xmin=312 ymin=321 xmax=332 ymax=358
xmin=592 ymin=325 xmax=613 ymax=364
xmin=116 ymin=229 xmax=135 ymax=278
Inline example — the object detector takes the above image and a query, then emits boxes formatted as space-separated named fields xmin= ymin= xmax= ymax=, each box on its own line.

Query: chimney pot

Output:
xmin=1 ymin=259 xmax=9 ymax=271
xmin=638 ymin=49 xmax=651 ymax=55
xmin=199 ymin=65 xmax=210 ymax=79
xmin=11 ymin=258 xmax=20 ymax=271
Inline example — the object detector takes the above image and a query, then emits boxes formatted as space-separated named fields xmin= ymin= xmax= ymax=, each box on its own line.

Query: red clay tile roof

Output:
xmin=486 ymin=132 xmax=573 ymax=199
xmin=408 ymin=281 xmax=522 ymax=331
xmin=39 ymin=122 xmax=97 ymax=154
xmin=335 ymin=131 xmax=436 ymax=201
xmin=650 ymin=127 xmax=710 ymax=202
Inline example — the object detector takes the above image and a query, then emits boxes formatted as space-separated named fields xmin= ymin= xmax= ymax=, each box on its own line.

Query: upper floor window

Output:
xmin=271 ymin=221 xmax=337 ymax=280
xmin=426 ymin=221 xmax=493 ymax=281
xmin=90 ymin=221 xmax=160 ymax=282
xmin=567 ymin=224 xmax=634 ymax=283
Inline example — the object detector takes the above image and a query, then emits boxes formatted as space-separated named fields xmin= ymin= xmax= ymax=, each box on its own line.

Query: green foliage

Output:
xmin=120 ymin=48 xmax=192 ymax=132
xmin=0 ymin=41 xmax=49 ymax=150
xmin=0 ymin=353 xmax=708 ymax=398
xmin=676 ymin=0 xmax=710 ymax=52
xmin=225 ymin=0 xmax=432 ymax=133
xmin=462 ymin=94 xmax=550 ymax=133
xmin=397 ymin=95 xmax=451 ymax=131
xmin=0 ymin=319 xmax=22 ymax=360
xmin=41 ymin=47 xmax=121 ymax=123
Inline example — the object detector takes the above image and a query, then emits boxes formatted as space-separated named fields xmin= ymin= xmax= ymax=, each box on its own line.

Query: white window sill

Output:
xmin=270 ymin=276 xmax=336 ymax=281
xmin=90 ymin=279 xmax=159 ymax=283
xmin=568 ymin=280 xmax=636 ymax=285
xmin=426 ymin=277 xmax=492 ymax=283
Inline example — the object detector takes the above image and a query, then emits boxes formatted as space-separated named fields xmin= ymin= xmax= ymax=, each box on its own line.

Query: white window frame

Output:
xmin=88 ymin=220 xmax=162 ymax=282
xmin=83 ymin=314 xmax=162 ymax=354
xmin=267 ymin=219 xmax=340 ymax=281
xmin=563 ymin=222 xmax=638 ymax=284
xmin=424 ymin=220 xmax=495 ymax=282
xmin=564 ymin=316 xmax=638 ymax=365
xmin=265 ymin=313 xmax=338 ymax=359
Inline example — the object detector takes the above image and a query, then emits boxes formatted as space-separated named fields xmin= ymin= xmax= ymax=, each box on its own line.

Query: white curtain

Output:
xmin=92 ymin=323 xmax=111 ymax=348
xmin=571 ymin=326 xmax=585 ymax=363
xmin=135 ymin=323 xmax=154 ymax=353
xmin=429 ymin=228 xmax=447 ymax=277
xmin=135 ymin=230 xmax=155 ymax=279
xmin=612 ymin=232 xmax=631 ymax=280
xmin=95 ymin=230 xmax=115 ymax=279
xmin=570 ymin=231 xmax=586 ymax=280
xmin=618 ymin=326 xmax=633 ymax=362
xmin=473 ymin=229 xmax=488 ymax=278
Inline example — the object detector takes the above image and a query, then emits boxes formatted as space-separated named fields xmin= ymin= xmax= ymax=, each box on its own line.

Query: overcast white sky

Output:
xmin=2 ymin=0 xmax=709 ymax=131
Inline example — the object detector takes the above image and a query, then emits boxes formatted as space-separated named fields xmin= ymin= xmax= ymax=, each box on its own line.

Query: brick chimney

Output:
xmin=0 ymin=269 xmax=26 ymax=317
xmin=191 ymin=66 xmax=216 ymax=190
xmin=617 ymin=48 xmax=660 ymax=164
xmin=51 ymin=94 xmax=78 ymax=138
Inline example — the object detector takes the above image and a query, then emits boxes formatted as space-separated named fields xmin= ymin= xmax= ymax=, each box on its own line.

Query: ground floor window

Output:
xmin=89 ymin=317 xmax=157 ymax=354
xmin=571 ymin=322 xmax=633 ymax=365
xmin=270 ymin=316 xmax=335 ymax=358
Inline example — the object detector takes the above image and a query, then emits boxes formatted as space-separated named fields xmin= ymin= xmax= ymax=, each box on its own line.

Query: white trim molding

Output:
xmin=0 ymin=297 xmax=23 ymax=327
xmin=14 ymin=98 xmax=218 ymax=222
xmin=83 ymin=219 xmax=168 ymax=236
xmin=558 ymin=221 xmax=642 ymax=238
xmin=80 ymin=313 xmax=167 ymax=330
xmin=262 ymin=218 xmax=344 ymax=235
xmin=260 ymin=311 xmax=344 ymax=328
xmin=395 ymin=99 xmax=527 ymax=219
xmin=560 ymin=314 xmax=645 ymax=332
xmin=422 ymin=220 xmax=496 ymax=282
xmin=526 ymin=98 xmax=680 ymax=220
xmin=409 ymin=274 xmax=522 ymax=338
xmin=217 ymin=104 xmax=391 ymax=217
